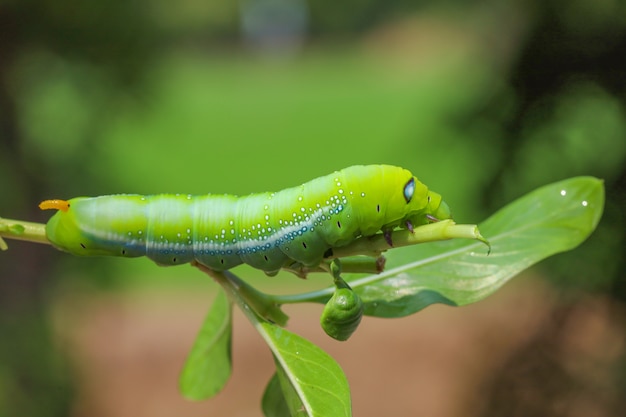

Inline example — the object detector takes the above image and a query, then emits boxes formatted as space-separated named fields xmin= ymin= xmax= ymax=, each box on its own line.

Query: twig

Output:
xmin=0 ymin=218 xmax=49 ymax=250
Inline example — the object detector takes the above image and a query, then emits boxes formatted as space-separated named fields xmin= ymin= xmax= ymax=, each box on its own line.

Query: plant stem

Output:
xmin=329 ymin=220 xmax=489 ymax=259
xmin=282 ymin=256 xmax=385 ymax=277
xmin=192 ymin=261 xmax=289 ymax=326
xmin=0 ymin=217 xmax=49 ymax=250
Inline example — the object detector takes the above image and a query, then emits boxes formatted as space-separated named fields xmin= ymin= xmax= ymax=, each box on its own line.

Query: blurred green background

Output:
xmin=1 ymin=0 xmax=625 ymax=416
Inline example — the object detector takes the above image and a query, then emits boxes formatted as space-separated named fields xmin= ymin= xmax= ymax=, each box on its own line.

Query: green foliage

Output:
xmin=179 ymin=176 xmax=603 ymax=416
xmin=193 ymin=270 xmax=352 ymax=417
xmin=262 ymin=322 xmax=351 ymax=417
xmin=352 ymin=176 xmax=604 ymax=317
xmin=262 ymin=373 xmax=291 ymax=417
xmin=179 ymin=290 xmax=232 ymax=400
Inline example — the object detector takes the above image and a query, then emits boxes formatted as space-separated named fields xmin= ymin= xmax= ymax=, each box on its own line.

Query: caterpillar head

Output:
xmin=392 ymin=174 xmax=453 ymax=228
xmin=424 ymin=190 xmax=451 ymax=222
xmin=352 ymin=166 xmax=453 ymax=234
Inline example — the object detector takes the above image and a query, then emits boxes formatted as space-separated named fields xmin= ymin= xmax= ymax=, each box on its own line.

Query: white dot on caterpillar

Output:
xmin=338 ymin=189 xmax=344 ymax=194
xmin=229 ymin=220 xmax=234 ymax=226
xmin=264 ymin=214 xmax=269 ymax=220
xmin=361 ymin=192 xmax=366 ymax=197
xmin=298 ymin=196 xmax=303 ymax=201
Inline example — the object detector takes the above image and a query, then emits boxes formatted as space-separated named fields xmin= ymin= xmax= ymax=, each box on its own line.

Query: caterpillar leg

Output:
xmin=280 ymin=261 xmax=311 ymax=279
xmin=383 ymin=229 xmax=393 ymax=247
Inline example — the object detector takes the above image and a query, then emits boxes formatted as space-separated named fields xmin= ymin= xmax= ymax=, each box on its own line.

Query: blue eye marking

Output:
xmin=403 ymin=178 xmax=415 ymax=203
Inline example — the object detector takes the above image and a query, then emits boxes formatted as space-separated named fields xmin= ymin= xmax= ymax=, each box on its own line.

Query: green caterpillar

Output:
xmin=39 ymin=165 xmax=451 ymax=276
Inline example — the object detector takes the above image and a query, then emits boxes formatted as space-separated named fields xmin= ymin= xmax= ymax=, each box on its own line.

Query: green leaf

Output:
xmin=179 ymin=289 xmax=233 ymax=400
xmin=260 ymin=322 xmax=352 ymax=417
xmin=328 ymin=176 xmax=604 ymax=317
xmin=262 ymin=373 xmax=291 ymax=417
xmin=206 ymin=269 xmax=352 ymax=417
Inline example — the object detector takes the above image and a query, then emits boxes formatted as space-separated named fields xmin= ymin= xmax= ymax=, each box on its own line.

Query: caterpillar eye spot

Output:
xmin=403 ymin=178 xmax=416 ymax=203
xmin=80 ymin=243 xmax=86 ymax=249
xmin=302 ymin=242 xmax=307 ymax=249
xmin=264 ymin=255 xmax=269 ymax=261
xmin=121 ymin=249 xmax=126 ymax=255
xmin=172 ymin=257 xmax=177 ymax=262
xmin=376 ymin=204 xmax=380 ymax=213
xmin=220 ymin=259 xmax=225 ymax=264
xmin=337 ymin=221 xmax=342 ymax=228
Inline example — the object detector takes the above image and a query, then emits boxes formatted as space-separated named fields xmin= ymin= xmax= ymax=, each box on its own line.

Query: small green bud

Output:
xmin=320 ymin=287 xmax=364 ymax=341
